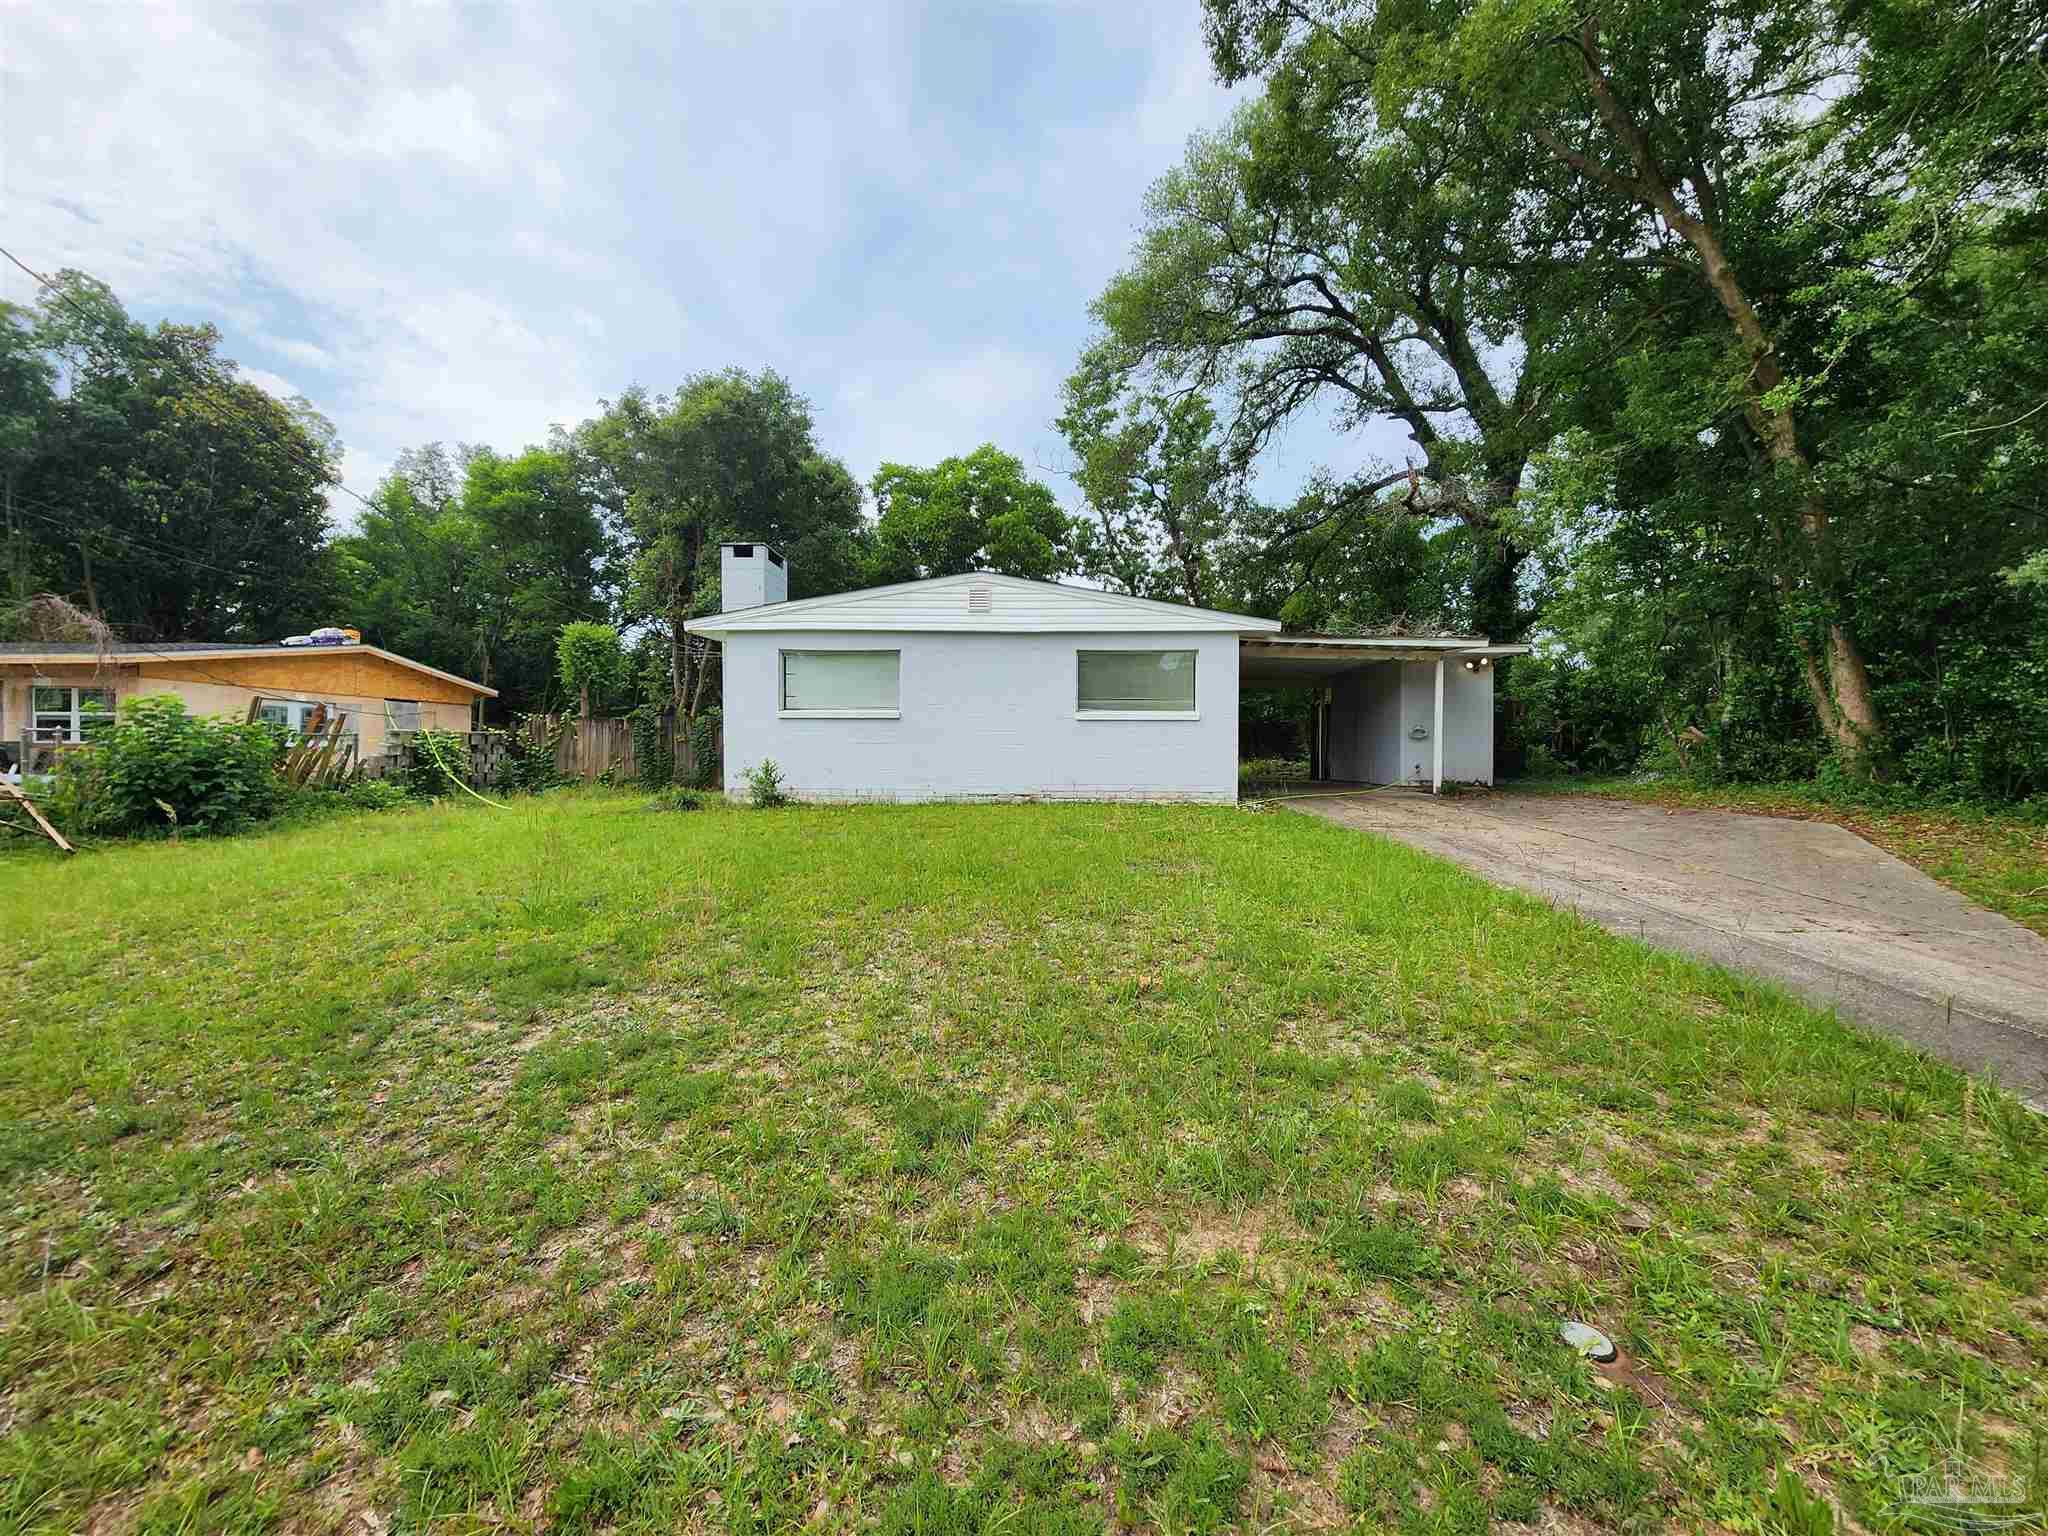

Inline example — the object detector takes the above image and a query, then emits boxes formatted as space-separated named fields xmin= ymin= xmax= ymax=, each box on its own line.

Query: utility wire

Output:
xmin=9 ymin=496 xmax=285 ymax=588
xmin=7 ymin=496 xmax=495 ymax=711
xmin=0 ymin=243 xmax=380 ymax=516
xmin=6 ymin=501 xmax=475 ymax=713
xmin=0 ymin=254 xmax=494 ymax=722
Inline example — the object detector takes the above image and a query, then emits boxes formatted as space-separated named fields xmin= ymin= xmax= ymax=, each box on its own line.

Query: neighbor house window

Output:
xmin=1076 ymin=650 xmax=1197 ymax=716
xmin=256 ymin=699 xmax=357 ymax=755
xmin=780 ymin=650 xmax=900 ymax=716
xmin=386 ymin=699 xmax=422 ymax=732
xmin=31 ymin=686 xmax=114 ymax=743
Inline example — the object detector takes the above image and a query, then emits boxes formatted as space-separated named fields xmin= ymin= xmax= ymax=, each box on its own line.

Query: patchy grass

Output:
xmin=1520 ymin=775 xmax=2048 ymax=938
xmin=2 ymin=790 xmax=2044 ymax=1534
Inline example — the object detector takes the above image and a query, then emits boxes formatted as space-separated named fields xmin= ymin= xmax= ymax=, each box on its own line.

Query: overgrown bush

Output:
xmin=500 ymin=715 xmax=569 ymax=794
xmin=49 ymin=695 xmax=285 ymax=837
xmin=630 ymin=706 xmax=672 ymax=790
xmin=685 ymin=706 xmax=722 ymax=790
xmin=651 ymin=786 xmax=701 ymax=812
xmin=403 ymin=729 xmax=472 ymax=798
xmin=744 ymin=758 xmax=789 ymax=808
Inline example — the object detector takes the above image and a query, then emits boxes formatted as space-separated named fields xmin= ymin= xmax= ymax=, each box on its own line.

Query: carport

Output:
xmin=1240 ymin=636 xmax=1529 ymax=791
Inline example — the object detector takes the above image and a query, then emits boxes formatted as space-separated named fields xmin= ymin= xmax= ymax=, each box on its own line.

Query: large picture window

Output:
xmin=31 ymin=686 xmax=115 ymax=743
xmin=780 ymin=650 xmax=900 ymax=716
xmin=1076 ymin=650 xmax=1197 ymax=716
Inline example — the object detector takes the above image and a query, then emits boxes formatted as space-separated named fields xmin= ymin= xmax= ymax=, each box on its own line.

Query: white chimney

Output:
xmin=720 ymin=542 xmax=788 ymax=612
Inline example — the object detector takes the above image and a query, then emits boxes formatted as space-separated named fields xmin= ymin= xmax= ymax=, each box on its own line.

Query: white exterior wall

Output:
xmin=1318 ymin=659 xmax=1495 ymax=786
xmin=1394 ymin=660 xmax=1493 ymax=785
xmin=720 ymin=629 xmax=1241 ymax=802
xmin=1327 ymin=665 xmax=1402 ymax=783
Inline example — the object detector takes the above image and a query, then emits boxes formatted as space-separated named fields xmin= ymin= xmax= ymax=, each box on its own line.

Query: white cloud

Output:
xmin=1 ymin=0 xmax=1374 ymax=529
xmin=237 ymin=365 xmax=298 ymax=400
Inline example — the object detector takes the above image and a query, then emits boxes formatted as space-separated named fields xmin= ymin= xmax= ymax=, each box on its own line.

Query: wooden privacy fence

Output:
xmin=381 ymin=715 xmax=719 ymax=789
xmin=537 ymin=714 xmax=635 ymax=782
xmin=527 ymin=713 xmax=719 ymax=785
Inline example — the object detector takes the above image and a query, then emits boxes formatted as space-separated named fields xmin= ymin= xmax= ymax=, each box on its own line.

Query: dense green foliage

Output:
xmin=332 ymin=442 xmax=617 ymax=716
xmin=555 ymin=622 xmax=627 ymax=719
xmin=869 ymin=445 xmax=1079 ymax=584
xmin=629 ymin=705 xmax=673 ymax=791
xmin=1068 ymin=0 xmax=2048 ymax=799
xmin=1 ymin=275 xmax=339 ymax=641
xmin=20 ymin=0 xmax=2045 ymax=803
xmin=47 ymin=694 xmax=284 ymax=836
xmin=401 ymin=728 xmax=474 ymax=800
xmin=578 ymin=370 xmax=868 ymax=721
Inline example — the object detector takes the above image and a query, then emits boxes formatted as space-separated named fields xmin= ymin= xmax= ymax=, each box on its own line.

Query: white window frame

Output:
xmin=1074 ymin=649 xmax=1200 ymax=721
xmin=30 ymin=685 xmax=116 ymax=743
xmin=255 ymin=698 xmax=358 ymax=754
xmin=778 ymin=649 xmax=901 ymax=719
xmin=385 ymin=699 xmax=423 ymax=733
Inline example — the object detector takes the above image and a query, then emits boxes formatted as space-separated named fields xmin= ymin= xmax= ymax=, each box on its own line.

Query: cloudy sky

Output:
xmin=4 ymin=1 xmax=1383 ymax=526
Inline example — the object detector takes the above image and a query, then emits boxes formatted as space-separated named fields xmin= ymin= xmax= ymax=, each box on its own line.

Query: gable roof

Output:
xmin=684 ymin=572 xmax=1283 ymax=637
xmin=0 ymin=642 xmax=497 ymax=697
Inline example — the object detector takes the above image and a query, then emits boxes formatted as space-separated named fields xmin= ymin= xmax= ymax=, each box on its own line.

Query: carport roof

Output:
xmin=1241 ymin=633 xmax=1531 ymax=683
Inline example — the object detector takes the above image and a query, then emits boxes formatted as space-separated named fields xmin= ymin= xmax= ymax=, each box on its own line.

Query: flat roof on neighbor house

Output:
xmin=0 ymin=642 xmax=498 ymax=697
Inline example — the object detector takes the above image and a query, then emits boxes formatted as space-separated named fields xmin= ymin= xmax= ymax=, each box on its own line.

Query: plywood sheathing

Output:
xmin=136 ymin=652 xmax=478 ymax=706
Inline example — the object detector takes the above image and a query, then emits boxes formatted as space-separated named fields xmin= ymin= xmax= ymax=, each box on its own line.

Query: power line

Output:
xmin=8 ymin=493 xmax=501 ymax=711
xmin=0 ymin=243 xmax=381 ymax=516
xmin=8 ymin=499 xmax=486 ymax=710
xmin=9 ymin=496 xmax=287 ymax=589
xmin=5 ymin=505 xmax=446 ymax=709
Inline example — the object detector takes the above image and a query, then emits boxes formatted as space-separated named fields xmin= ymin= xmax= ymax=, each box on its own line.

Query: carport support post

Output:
xmin=1431 ymin=657 xmax=1444 ymax=794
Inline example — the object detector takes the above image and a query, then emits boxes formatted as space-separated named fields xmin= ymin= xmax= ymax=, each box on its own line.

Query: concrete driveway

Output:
xmin=1289 ymin=789 xmax=2048 ymax=1106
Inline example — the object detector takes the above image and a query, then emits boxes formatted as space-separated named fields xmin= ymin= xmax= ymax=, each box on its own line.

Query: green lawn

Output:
xmin=2 ymin=793 xmax=2042 ymax=1534
xmin=1518 ymin=776 xmax=2048 ymax=940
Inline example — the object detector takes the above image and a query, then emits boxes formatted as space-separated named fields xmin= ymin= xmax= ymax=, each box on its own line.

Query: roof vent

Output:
xmin=967 ymin=584 xmax=993 ymax=614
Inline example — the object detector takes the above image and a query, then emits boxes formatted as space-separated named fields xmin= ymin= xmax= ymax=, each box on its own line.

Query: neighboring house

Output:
xmin=686 ymin=542 xmax=1526 ymax=803
xmin=0 ymin=642 xmax=495 ymax=776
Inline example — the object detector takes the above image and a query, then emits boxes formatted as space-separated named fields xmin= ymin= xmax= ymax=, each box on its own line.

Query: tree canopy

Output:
xmin=21 ymin=33 xmax=2047 ymax=808
xmin=868 ymin=445 xmax=1077 ymax=584
xmin=2 ymin=273 xmax=340 ymax=642
xmin=577 ymin=369 xmax=867 ymax=719
xmin=332 ymin=440 xmax=616 ymax=714
xmin=1056 ymin=0 xmax=2047 ymax=794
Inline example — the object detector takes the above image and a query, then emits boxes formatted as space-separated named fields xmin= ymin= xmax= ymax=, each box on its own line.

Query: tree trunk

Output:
xmin=689 ymin=640 xmax=712 ymax=720
xmin=78 ymin=540 xmax=101 ymax=620
xmin=1160 ymin=513 xmax=1204 ymax=608
xmin=672 ymin=527 xmax=707 ymax=722
xmin=1561 ymin=26 xmax=1884 ymax=771
xmin=679 ymin=606 xmax=704 ymax=720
